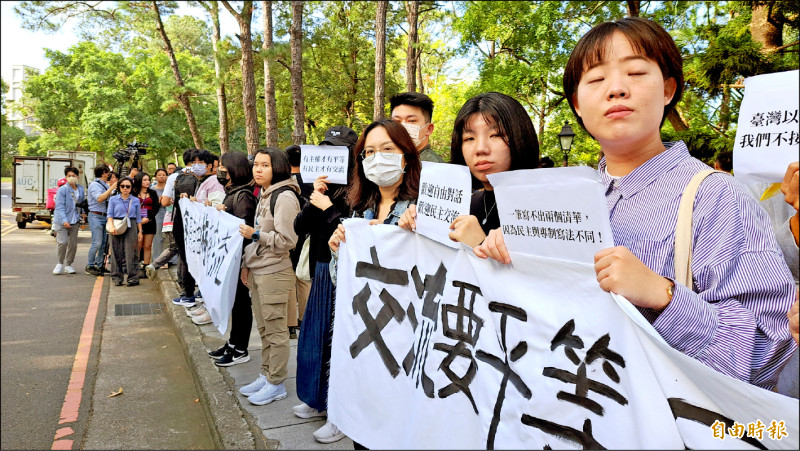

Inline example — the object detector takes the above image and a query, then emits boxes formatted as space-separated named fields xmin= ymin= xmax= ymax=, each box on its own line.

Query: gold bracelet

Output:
xmin=654 ymin=279 xmax=675 ymax=314
xmin=667 ymin=281 xmax=674 ymax=302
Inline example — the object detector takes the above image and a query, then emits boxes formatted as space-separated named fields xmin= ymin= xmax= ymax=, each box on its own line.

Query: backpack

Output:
xmin=269 ymin=185 xmax=306 ymax=216
xmin=174 ymin=172 xmax=207 ymax=199
xmin=268 ymin=185 xmax=307 ymax=270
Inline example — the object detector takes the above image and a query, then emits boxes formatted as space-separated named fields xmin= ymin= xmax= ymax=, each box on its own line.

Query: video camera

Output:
xmin=113 ymin=140 xmax=148 ymax=177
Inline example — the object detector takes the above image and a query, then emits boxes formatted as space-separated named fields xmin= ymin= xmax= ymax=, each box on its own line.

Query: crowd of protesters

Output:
xmin=48 ymin=15 xmax=798 ymax=447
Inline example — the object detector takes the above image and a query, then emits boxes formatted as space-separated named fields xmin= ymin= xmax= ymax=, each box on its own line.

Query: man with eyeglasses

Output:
xmin=390 ymin=92 xmax=445 ymax=163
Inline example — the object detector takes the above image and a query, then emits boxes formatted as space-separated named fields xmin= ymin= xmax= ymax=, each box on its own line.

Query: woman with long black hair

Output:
xmin=292 ymin=127 xmax=359 ymax=443
xmin=201 ymin=152 xmax=258 ymax=363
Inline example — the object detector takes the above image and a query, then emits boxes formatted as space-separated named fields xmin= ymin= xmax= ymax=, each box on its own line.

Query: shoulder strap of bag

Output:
xmin=673 ymin=169 xmax=726 ymax=288
xmin=234 ymin=187 xmax=254 ymax=207
xmin=269 ymin=185 xmax=303 ymax=216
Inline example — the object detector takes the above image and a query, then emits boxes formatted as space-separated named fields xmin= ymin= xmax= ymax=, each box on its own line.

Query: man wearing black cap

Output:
xmin=285 ymin=126 xmax=359 ymax=339
xmin=319 ymin=125 xmax=358 ymax=149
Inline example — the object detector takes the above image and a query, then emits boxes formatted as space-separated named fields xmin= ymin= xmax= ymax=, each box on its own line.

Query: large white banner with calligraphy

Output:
xmin=329 ymin=221 xmax=799 ymax=450
xmin=179 ymin=198 xmax=244 ymax=335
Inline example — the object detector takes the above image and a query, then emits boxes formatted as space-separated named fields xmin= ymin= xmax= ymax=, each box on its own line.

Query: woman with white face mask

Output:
xmin=52 ymin=166 xmax=87 ymax=275
xmin=328 ymin=119 xmax=421 ymax=255
xmin=325 ymin=118 xmax=420 ymax=448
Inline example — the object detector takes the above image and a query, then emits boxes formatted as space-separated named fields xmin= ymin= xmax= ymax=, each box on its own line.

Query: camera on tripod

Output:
xmin=113 ymin=140 xmax=148 ymax=177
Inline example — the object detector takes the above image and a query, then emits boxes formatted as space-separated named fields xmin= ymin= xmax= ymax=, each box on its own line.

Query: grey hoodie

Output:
xmin=242 ymin=178 xmax=301 ymax=275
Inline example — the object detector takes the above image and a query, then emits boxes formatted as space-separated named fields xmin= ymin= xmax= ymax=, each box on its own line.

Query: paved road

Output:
xmin=0 ymin=181 xmax=100 ymax=449
xmin=1 ymin=181 xmax=216 ymax=450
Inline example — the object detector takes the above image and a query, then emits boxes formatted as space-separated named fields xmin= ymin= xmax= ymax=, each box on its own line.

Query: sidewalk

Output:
xmin=153 ymin=266 xmax=354 ymax=450
xmin=83 ymin=271 xmax=218 ymax=450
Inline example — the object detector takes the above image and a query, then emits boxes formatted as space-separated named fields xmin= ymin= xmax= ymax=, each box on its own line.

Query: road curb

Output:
xmin=153 ymin=268 xmax=262 ymax=450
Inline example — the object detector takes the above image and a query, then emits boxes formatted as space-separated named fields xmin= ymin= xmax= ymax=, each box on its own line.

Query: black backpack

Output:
xmin=174 ymin=172 xmax=205 ymax=199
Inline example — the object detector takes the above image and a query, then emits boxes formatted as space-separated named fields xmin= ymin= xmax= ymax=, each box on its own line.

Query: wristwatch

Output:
xmin=251 ymin=230 xmax=260 ymax=242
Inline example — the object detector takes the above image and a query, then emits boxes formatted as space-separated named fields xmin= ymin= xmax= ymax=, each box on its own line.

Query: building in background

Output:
xmin=6 ymin=64 xmax=40 ymax=136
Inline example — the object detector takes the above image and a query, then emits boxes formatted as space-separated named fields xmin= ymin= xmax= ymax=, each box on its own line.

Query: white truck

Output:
xmin=11 ymin=150 xmax=97 ymax=228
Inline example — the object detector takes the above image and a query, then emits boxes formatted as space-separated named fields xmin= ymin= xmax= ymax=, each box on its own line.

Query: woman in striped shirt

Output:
xmin=476 ymin=17 xmax=796 ymax=390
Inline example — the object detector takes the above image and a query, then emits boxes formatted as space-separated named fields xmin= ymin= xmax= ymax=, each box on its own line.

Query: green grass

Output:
xmin=1 ymin=177 xmax=10 ymax=183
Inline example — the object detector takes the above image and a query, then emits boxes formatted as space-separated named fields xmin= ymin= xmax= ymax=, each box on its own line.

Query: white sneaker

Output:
xmin=313 ymin=421 xmax=345 ymax=444
xmin=187 ymin=305 xmax=207 ymax=317
xmin=248 ymin=382 xmax=286 ymax=406
xmin=53 ymin=264 xmax=64 ymax=275
xmin=293 ymin=402 xmax=327 ymax=419
xmin=239 ymin=374 xmax=268 ymax=397
xmin=65 ymin=265 xmax=76 ymax=274
xmin=191 ymin=311 xmax=212 ymax=325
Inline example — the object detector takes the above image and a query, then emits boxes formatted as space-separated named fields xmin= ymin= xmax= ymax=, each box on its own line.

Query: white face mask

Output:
xmin=363 ymin=154 xmax=405 ymax=187
xmin=401 ymin=122 xmax=429 ymax=147
xmin=191 ymin=163 xmax=207 ymax=176
xmin=66 ymin=176 xmax=78 ymax=186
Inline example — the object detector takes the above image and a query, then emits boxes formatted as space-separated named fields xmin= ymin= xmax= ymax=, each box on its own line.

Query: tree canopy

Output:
xmin=4 ymin=0 xmax=797 ymax=175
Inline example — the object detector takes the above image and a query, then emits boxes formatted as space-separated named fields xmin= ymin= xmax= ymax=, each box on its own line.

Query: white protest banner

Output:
xmin=415 ymin=162 xmax=471 ymax=248
xmin=300 ymin=145 xmax=349 ymax=185
xmin=329 ymin=220 xmax=799 ymax=450
xmin=179 ymin=198 xmax=244 ymax=335
xmin=488 ymin=166 xmax=614 ymax=263
xmin=732 ymin=70 xmax=799 ymax=186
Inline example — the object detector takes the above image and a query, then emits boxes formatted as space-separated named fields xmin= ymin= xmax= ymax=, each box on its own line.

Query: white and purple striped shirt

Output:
xmin=599 ymin=141 xmax=796 ymax=390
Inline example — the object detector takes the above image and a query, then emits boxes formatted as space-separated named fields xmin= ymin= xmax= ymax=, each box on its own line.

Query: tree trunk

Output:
xmin=209 ymin=2 xmax=230 ymax=154
xmin=373 ymin=0 xmax=388 ymax=121
xmin=750 ymin=2 xmax=783 ymax=51
xmin=667 ymin=108 xmax=689 ymax=131
xmin=538 ymin=82 xmax=546 ymax=151
xmin=417 ymin=51 xmax=424 ymax=94
xmin=404 ymin=0 xmax=419 ymax=92
xmin=347 ymin=39 xmax=359 ymax=128
xmin=151 ymin=1 xmax=203 ymax=149
xmin=221 ymin=1 xmax=259 ymax=156
xmin=290 ymin=1 xmax=307 ymax=145
xmin=626 ymin=0 xmax=640 ymax=17
xmin=719 ymin=86 xmax=730 ymax=132
xmin=262 ymin=1 xmax=279 ymax=147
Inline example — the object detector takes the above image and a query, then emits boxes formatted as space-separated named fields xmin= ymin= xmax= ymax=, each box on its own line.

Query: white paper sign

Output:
xmin=733 ymin=70 xmax=799 ymax=186
xmin=415 ymin=162 xmax=472 ymax=248
xmin=179 ymin=198 xmax=244 ymax=335
xmin=488 ymin=166 xmax=614 ymax=264
xmin=329 ymin=222 xmax=799 ymax=449
xmin=299 ymin=145 xmax=349 ymax=185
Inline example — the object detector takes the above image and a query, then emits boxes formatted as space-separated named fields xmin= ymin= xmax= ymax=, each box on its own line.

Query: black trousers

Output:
xmin=110 ymin=226 xmax=139 ymax=284
xmin=228 ymin=277 xmax=253 ymax=351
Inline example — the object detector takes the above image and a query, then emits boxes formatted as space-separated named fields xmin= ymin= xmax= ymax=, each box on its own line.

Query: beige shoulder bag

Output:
xmin=673 ymin=169 xmax=726 ymax=288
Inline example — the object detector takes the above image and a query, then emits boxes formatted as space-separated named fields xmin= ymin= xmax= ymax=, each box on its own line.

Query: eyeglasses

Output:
xmin=119 ymin=185 xmax=131 ymax=189
xmin=360 ymin=148 xmax=402 ymax=163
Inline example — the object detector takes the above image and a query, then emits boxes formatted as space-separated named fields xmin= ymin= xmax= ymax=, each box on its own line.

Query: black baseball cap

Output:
xmin=319 ymin=126 xmax=358 ymax=149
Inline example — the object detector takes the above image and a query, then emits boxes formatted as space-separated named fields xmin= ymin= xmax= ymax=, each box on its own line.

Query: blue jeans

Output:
xmin=87 ymin=212 xmax=108 ymax=268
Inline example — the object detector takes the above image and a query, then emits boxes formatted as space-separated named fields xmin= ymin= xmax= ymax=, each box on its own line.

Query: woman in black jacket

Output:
xmin=202 ymin=152 xmax=259 ymax=366
xmin=292 ymin=145 xmax=354 ymax=443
